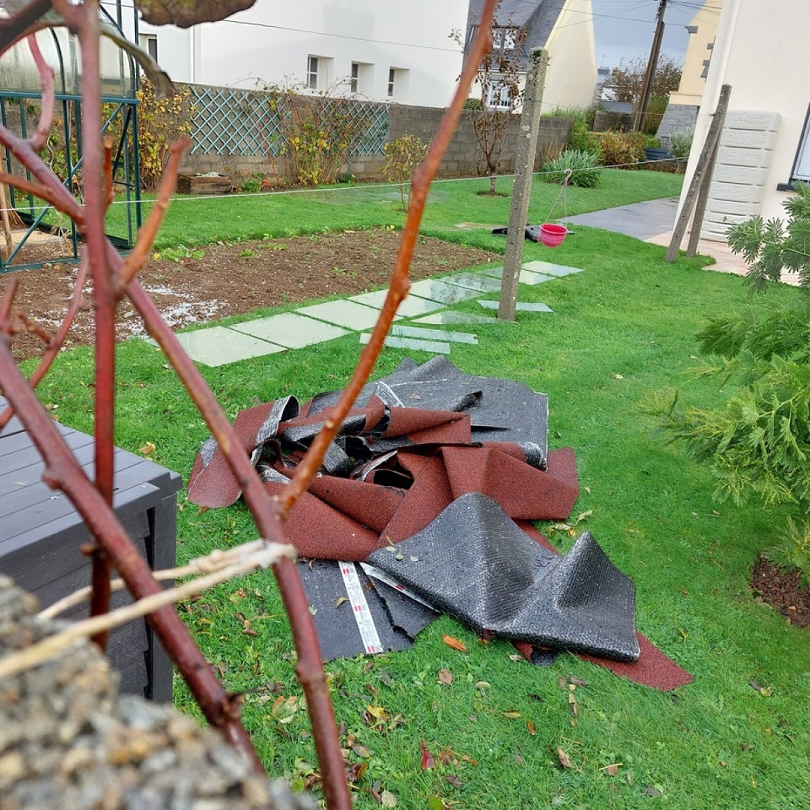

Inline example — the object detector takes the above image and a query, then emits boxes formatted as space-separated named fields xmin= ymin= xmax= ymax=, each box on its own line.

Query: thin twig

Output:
xmin=27 ymin=34 xmax=55 ymax=151
xmin=102 ymin=134 xmax=115 ymax=211
xmin=0 ymin=253 xmax=88 ymax=431
xmin=118 ymin=137 xmax=190 ymax=290
xmin=0 ymin=540 xmax=295 ymax=681
xmin=0 ymin=171 xmax=85 ymax=227
xmin=278 ymin=0 xmax=497 ymax=515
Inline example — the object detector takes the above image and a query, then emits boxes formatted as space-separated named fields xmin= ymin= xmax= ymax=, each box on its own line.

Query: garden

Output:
xmin=9 ymin=164 xmax=809 ymax=808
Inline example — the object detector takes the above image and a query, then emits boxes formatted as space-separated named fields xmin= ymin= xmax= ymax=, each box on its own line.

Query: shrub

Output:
xmin=382 ymin=135 xmax=429 ymax=211
xmin=593 ymin=131 xmax=645 ymax=169
xmin=766 ymin=518 xmax=810 ymax=588
xmin=541 ymin=149 xmax=602 ymax=188
xmin=545 ymin=107 xmax=601 ymax=156
xmin=669 ymin=129 xmax=694 ymax=160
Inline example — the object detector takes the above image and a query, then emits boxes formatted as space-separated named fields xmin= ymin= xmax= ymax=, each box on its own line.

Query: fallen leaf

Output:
xmin=602 ymin=763 xmax=620 ymax=776
xmin=138 ymin=441 xmax=156 ymax=455
xmin=445 ymin=774 xmax=462 ymax=788
xmin=568 ymin=692 xmax=578 ymax=718
xmin=613 ymin=374 xmax=624 ymax=380
xmin=271 ymin=695 xmax=299 ymax=724
xmin=508 ymin=654 xmax=524 ymax=662
xmin=346 ymin=761 xmax=367 ymax=783
xmin=568 ymin=676 xmax=589 ymax=687
xmin=135 ymin=0 xmax=255 ymax=27
xmin=420 ymin=740 xmax=435 ymax=770
xmin=442 ymin=635 xmax=468 ymax=653
xmin=336 ymin=596 xmax=347 ymax=607
xmin=379 ymin=670 xmax=393 ymax=688
xmin=438 ymin=668 xmax=453 ymax=685
xmin=527 ymin=720 xmax=536 ymax=736
xmin=352 ymin=743 xmax=371 ymax=759
xmin=380 ymin=789 xmax=397 ymax=807
xmin=503 ymin=711 xmax=522 ymax=719
xmin=427 ymin=798 xmax=444 ymax=810
xmin=643 ymin=785 xmax=663 ymax=798
xmin=557 ymin=747 xmax=573 ymax=769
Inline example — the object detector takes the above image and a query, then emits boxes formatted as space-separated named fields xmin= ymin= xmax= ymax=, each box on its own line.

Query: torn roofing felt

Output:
xmin=187 ymin=357 xmax=692 ymax=688
xmin=366 ymin=494 xmax=639 ymax=662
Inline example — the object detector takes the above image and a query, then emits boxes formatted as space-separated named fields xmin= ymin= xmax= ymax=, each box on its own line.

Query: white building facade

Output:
xmin=104 ymin=0 xmax=469 ymax=109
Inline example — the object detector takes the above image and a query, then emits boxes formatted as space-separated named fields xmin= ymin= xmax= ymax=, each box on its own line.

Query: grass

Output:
xmin=25 ymin=172 xmax=810 ymax=809
xmin=101 ymin=168 xmax=684 ymax=249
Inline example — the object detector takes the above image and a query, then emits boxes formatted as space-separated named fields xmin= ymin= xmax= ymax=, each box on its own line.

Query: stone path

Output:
xmin=165 ymin=260 xmax=585 ymax=367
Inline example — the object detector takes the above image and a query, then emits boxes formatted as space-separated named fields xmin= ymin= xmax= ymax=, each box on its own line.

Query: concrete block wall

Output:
xmin=701 ymin=110 xmax=781 ymax=241
xmin=656 ymin=104 xmax=699 ymax=149
xmin=178 ymin=90 xmax=572 ymax=184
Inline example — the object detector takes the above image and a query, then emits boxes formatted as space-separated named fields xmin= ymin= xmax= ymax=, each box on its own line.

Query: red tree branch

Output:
xmin=27 ymin=34 xmax=55 ymax=151
xmin=278 ymin=0 xmax=497 ymax=515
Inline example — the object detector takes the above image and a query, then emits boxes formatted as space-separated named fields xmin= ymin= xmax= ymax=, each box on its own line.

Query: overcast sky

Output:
xmin=591 ymin=0 xmax=713 ymax=69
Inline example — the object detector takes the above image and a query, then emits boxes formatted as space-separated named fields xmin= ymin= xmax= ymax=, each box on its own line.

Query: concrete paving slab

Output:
xmin=478 ymin=300 xmax=553 ymax=313
xmin=407 ymin=279 xmax=482 ymax=304
xmin=348 ymin=290 xmax=446 ymax=317
xmin=359 ymin=333 xmax=451 ymax=355
xmin=296 ymin=299 xmax=401 ymax=330
xmin=522 ymin=260 xmax=584 ymax=278
xmin=413 ymin=311 xmax=500 ymax=326
xmin=174 ymin=326 xmax=287 ymax=367
xmin=230 ymin=312 xmax=349 ymax=348
xmin=479 ymin=266 xmax=556 ymax=285
xmin=441 ymin=272 xmax=503 ymax=293
xmin=391 ymin=324 xmax=478 ymax=344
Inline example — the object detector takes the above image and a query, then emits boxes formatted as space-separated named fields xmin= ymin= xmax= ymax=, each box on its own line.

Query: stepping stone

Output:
xmin=230 ymin=312 xmax=349 ymax=349
xmin=359 ymin=333 xmax=451 ymax=355
xmin=479 ymin=266 xmax=555 ymax=285
xmin=391 ymin=325 xmax=478 ymax=344
xmin=408 ymin=279 xmax=482 ymax=304
xmin=441 ymin=272 xmax=503 ymax=293
xmin=174 ymin=326 xmax=286 ymax=367
xmin=478 ymin=300 xmax=553 ymax=313
xmin=349 ymin=290 xmax=446 ymax=318
xmin=414 ymin=311 xmax=501 ymax=326
xmin=296 ymin=299 xmax=401 ymax=331
xmin=522 ymin=260 xmax=584 ymax=278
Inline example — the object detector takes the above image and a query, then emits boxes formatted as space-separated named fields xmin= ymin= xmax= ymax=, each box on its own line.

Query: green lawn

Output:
xmin=29 ymin=170 xmax=810 ymax=809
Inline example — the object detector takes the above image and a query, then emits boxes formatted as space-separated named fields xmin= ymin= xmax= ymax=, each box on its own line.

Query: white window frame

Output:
xmin=350 ymin=62 xmax=359 ymax=94
xmin=387 ymin=67 xmax=396 ymax=98
xmin=486 ymin=80 xmax=512 ymax=111
xmin=139 ymin=33 xmax=157 ymax=62
xmin=307 ymin=55 xmax=319 ymax=90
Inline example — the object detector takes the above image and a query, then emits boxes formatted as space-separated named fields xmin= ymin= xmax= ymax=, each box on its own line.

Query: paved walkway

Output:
xmin=169 ymin=259 xmax=583 ymax=367
xmin=563 ymin=197 xmax=799 ymax=287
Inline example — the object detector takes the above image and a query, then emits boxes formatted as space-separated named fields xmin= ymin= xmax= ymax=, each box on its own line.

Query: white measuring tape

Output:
xmin=338 ymin=561 xmax=384 ymax=655
xmin=360 ymin=563 xmax=438 ymax=611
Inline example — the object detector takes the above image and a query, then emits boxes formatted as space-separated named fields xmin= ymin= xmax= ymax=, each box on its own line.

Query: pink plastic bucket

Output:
xmin=539 ymin=223 xmax=567 ymax=248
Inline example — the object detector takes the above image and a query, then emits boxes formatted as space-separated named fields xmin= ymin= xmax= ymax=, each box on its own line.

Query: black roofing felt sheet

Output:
xmin=367 ymin=493 xmax=640 ymax=662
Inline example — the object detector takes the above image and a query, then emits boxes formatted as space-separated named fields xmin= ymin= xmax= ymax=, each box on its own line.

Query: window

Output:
xmin=307 ymin=55 xmax=319 ymax=90
xmin=139 ymin=34 xmax=157 ymax=62
xmin=486 ymin=80 xmax=512 ymax=110
xmin=492 ymin=26 xmax=519 ymax=51
xmin=350 ymin=62 xmax=359 ymax=94
xmin=388 ymin=67 xmax=396 ymax=98
xmin=387 ymin=67 xmax=409 ymax=102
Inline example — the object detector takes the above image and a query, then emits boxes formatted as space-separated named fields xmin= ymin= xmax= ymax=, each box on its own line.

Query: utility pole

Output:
xmin=634 ymin=0 xmax=668 ymax=132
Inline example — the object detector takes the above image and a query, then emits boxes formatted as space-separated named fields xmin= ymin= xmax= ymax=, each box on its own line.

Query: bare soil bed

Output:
xmin=2 ymin=229 xmax=500 ymax=362
xmin=751 ymin=556 xmax=810 ymax=629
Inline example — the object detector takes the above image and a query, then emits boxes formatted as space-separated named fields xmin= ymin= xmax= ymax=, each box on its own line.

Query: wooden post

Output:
xmin=666 ymin=84 xmax=731 ymax=262
xmin=0 ymin=183 xmax=13 ymax=260
xmin=499 ymin=48 xmax=548 ymax=321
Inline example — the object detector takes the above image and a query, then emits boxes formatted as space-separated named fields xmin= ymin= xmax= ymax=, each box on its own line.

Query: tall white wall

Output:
xmin=110 ymin=0 xmax=468 ymax=109
xmin=682 ymin=0 xmax=810 ymax=238
xmin=542 ymin=0 xmax=597 ymax=113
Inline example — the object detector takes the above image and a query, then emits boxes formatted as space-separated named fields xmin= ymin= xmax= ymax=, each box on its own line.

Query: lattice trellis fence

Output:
xmin=189 ymin=85 xmax=388 ymax=157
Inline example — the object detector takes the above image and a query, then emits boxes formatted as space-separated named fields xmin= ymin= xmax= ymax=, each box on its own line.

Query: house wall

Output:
xmin=668 ymin=1 xmax=722 ymax=107
xmin=541 ymin=0 xmax=597 ymax=113
xmin=680 ymin=0 xmax=810 ymax=240
xmin=108 ymin=1 xmax=468 ymax=109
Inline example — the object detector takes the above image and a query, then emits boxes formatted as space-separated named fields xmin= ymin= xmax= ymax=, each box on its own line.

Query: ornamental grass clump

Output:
xmin=541 ymin=149 xmax=602 ymax=188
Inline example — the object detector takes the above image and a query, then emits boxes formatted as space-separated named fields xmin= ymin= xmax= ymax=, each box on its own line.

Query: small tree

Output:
xmin=382 ymin=135 xmax=429 ymax=210
xmin=650 ymin=183 xmax=810 ymax=584
xmin=457 ymin=5 xmax=528 ymax=195
xmin=602 ymin=55 xmax=682 ymax=104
